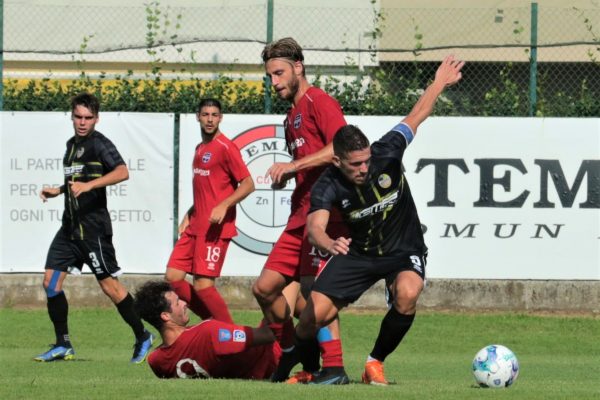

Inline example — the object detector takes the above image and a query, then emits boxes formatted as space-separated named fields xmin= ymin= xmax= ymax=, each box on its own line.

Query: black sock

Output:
xmin=47 ymin=291 xmax=70 ymax=347
xmin=369 ymin=308 xmax=415 ymax=362
xmin=116 ymin=293 xmax=146 ymax=340
xmin=295 ymin=333 xmax=320 ymax=373
xmin=301 ymin=338 xmax=321 ymax=373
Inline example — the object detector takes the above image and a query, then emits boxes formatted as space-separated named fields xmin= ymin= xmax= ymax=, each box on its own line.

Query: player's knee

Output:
xmin=43 ymin=270 xmax=62 ymax=298
xmin=252 ymin=280 xmax=272 ymax=303
xmin=252 ymin=285 xmax=269 ymax=304
xmin=43 ymin=279 xmax=60 ymax=298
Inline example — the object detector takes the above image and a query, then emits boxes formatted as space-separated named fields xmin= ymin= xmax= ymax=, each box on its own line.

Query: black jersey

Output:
xmin=62 ymin=130 xmax=125 ymax=239
xmin=310 ymin=123 xmax=427 ymax=257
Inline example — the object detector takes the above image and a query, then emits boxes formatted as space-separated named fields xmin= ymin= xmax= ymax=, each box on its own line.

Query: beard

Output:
xmin=279 ymin=75 xmax=300 ymax=101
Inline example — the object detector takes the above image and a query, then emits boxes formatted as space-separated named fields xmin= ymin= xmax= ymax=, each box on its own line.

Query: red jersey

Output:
xmin=148 ymin=320 xmax=281 ymax=379
xmin=187 ymin=134 xmax=250 ymax=238
xmin=284 ymin=87 xmax=346 ymax=230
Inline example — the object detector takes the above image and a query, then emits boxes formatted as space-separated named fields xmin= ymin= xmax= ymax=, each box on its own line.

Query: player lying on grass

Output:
xmin=134 ymin=280 xmax=281 ymax=379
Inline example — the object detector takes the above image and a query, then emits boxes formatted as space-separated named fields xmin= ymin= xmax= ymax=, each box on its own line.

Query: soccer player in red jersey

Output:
xmin=165 ymin=99 xmax=254 ymax=324
xmin=251 ymin=37 xmax=348 ymax=383
xmin=134 ymin=280 xmax=281 ymax=379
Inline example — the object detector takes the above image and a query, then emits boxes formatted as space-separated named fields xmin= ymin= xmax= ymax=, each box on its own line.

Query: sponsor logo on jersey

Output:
xmin=348 ymin=191 xmax=399 ymax=220
xmin=341 ymin=199 xmax=351 ymax=208
xmin=233 ymin=330 xmax=247 ymax=342
xmin=193 ymin=168 xmax=210 ymax=176
xmin=202 ymin=152 xmax=212 ymax=163
xmin=207 ymin=262 xmax=215 ymax=270
xmin=76 ymin=147 xmax=85 ymax=158
xmin=378 ymin=174 xmax=392 ymax=189
xmin=293 ymin=113 xmax=302 ymax=129
xmin=288 ymin=137 xmax=306 ymax=152
xmin=218 ymin=329 xmax=232 ymax=342
xmin=64 ymin=165 xmax=84 ymax=176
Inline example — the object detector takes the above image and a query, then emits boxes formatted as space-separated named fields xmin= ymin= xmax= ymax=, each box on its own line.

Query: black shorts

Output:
xmin=312 ymin=252 xmax=426 ymax=304
xmin=45 ymin=227 xmax=121 ymax=280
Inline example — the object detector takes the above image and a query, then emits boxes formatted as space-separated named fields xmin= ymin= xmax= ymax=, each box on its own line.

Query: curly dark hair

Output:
xmin=133 ymin=280 xmax=172 ymax=331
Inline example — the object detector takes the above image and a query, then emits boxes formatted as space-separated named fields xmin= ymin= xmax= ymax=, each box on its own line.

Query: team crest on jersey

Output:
xmin=233 ymin=330 xmax=247 ymax=342
xmin=218 ymin=329 xmax=232 ymax=342
xmin=293 ymin=114 xmax=302 ymax=129
xmin=76 ymin=147 xmax=85 ymax=158
xmin=202 ymin=152 xmax=212 ymax=163
xmin=378 ymin=174 xmax=392 ymax=189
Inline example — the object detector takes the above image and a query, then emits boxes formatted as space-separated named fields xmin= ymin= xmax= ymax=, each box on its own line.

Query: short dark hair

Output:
xmin=133 ymin=280 xmax=173 ymax=331
xmin=71 ymin=92 xmax=100 ymax=115
xmin=197 ymin=98 xmax=222 ymax=113
xmin=332 ymin=125 xmax=370 ymax=159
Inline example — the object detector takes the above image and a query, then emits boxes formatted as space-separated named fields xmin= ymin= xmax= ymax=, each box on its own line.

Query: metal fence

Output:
xmin=2 ymin=1 xmax=600 ymax=116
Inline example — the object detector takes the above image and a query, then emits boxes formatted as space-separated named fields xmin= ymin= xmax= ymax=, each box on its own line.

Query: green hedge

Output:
xmin=3 ymin=70 xmax=599 ymax=117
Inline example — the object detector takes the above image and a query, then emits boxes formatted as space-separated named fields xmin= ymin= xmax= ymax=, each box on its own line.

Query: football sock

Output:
xmin=47 ymin=291 xmax=70 ymax=347
xmin=317 ymin=326 xmax=343 ymax=368
xmin=196 ymin=286 xmax=234 ymax=324
xmin=116 ymin=293 xmax=146 ymax=340
xmin=169 ymin=280 xmax=211 ymax=320
xmin=369 ymin=308 xmax=415 ymax=362
xmin=320 ymin=339 xmax=344 ymax=368
xmin=295 ymin=333 xmax=320 ymax=373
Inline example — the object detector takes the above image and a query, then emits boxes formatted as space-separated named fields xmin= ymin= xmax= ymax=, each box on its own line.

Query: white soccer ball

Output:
xmin=472 ymin=344 xmax=519 ymax=388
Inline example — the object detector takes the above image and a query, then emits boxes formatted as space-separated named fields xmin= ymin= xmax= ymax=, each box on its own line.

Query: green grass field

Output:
xmin=1 ymin=308 xmax=598 ymax=400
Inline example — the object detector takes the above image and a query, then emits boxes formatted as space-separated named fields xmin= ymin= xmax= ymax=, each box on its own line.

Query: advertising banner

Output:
xmin=1 ymin=112 xmax=174 ymax=273
xmin=180 ymin=115 xmax=600 ymax=279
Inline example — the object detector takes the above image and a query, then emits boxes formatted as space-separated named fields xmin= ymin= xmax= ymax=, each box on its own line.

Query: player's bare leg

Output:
xmin=252 ymin=268 xmax=291 ymax=323
xmin=283 ymin=280 xmax=301 ymax=318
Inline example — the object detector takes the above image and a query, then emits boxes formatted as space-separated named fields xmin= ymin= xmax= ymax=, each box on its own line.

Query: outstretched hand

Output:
xmin=435 ymin=55 xmax=465 ymax=87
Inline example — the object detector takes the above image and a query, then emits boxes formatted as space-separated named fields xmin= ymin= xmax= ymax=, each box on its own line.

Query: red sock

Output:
xmin=320 ymin=339 xmax=344 ymax=368
xmin=168 ymin=280 xmax=211 ymax=320
xmin=196 ymin=286 xmax=234 ymax=324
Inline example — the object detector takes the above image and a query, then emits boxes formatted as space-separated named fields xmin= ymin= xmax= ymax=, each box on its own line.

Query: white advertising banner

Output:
xmin=1 ymin=112 xmax=174 ymax=273
xmin=180 ymin=115 xmax=600 ymax=280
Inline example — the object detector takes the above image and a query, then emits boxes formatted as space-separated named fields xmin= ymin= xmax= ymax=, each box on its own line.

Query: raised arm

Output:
xmin=402 ymin=55 xmax=464 ymax=134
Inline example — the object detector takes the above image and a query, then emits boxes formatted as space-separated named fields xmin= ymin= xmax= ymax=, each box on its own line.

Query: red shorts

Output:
xmin=264 ymin=221 xmax=348 ymax=280
xmin=167 ymin=230 xmax=231 ymax=277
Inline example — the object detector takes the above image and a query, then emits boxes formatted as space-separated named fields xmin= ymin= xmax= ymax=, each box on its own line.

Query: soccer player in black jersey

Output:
xmin=289 ymin=55 xmax=464 ymax=385
xmin=34 ymin=92 xmax=154 ymax=363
